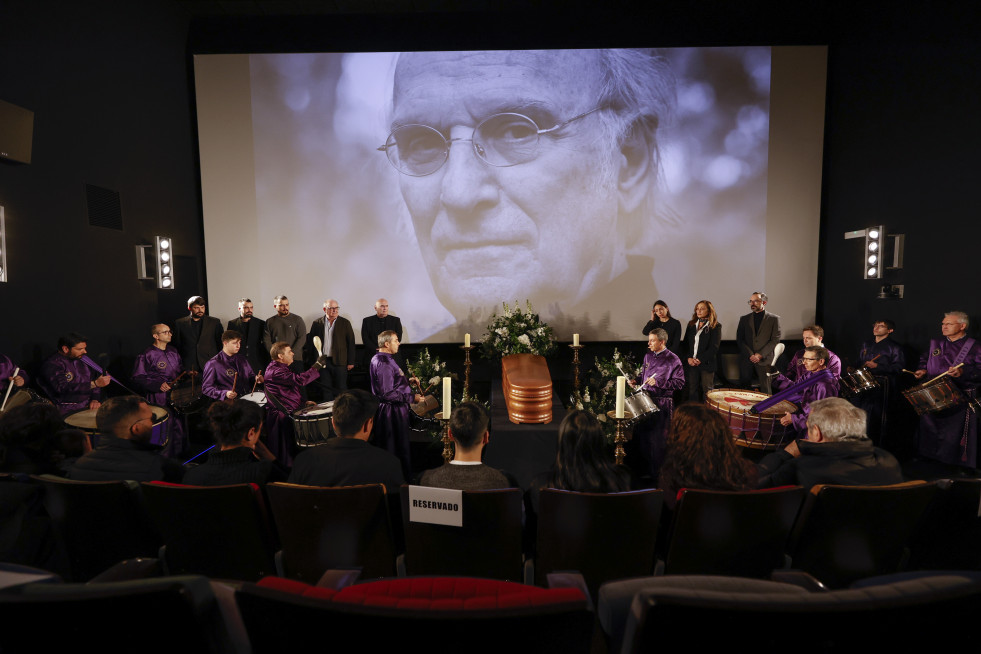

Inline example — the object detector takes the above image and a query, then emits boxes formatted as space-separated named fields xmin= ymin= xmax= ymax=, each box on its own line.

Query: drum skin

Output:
xmin=292 ymin=401 xmax=334 ymax=446
xmin=902 ymin=377 xmax=965 ymax=415
xmin=706 ymin=388 xmax=797 ymax=451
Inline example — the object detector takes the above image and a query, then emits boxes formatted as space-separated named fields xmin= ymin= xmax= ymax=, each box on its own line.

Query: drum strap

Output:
xmin=961 ymin=387 xmax=976 ymax=463
xmin=953 ymin=338 xmax=977 ymax=368
xmin=265 ymin=390 xmax=289 ymax=414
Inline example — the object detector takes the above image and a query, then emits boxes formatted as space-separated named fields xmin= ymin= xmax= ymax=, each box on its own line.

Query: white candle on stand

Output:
xmin=443 ymin=377 xmax=452 ymax=419
xmin=573 ymin=333 xmax=580 ymax=347
xmin=615 ymin=376 xmax=626 ymax=418
xmin=464 ymin=333 xmax=471 ymax=347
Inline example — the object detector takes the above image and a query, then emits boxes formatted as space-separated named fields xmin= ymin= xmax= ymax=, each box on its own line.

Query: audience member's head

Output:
xmin=207 ymin=399 xmax=264 ymax=449
xmin=332 ymin=389 xmax=379 ymax=440
xmin=449 ymin=402 xmax=490 ymax=453
xmin=546 ymin=410 xmax=630 ymax=493
xmin=806 ymin=397 xmax=868 ymax=443
xmin=95 ymin=396 xmax=154 ymax=443
xmin=659 ymin=403 xmax=756 ymax=496
xmin=0 ymin=401 xmax=81 ymax=474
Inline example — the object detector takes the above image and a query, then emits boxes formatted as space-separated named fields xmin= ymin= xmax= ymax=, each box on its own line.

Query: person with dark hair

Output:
xmin=758 ymin=397 xmax=902 ymax=490
xmin=420 ymin=402 xmax=509 ymax=490
xmin=0 ymin=402 xmax=89 ymax=475
xmin=228 ymin=298 xmax=269 ymax=374
xmin=182 ymin=400 xmax=285 ymax=486
xmin=643 ymin=300 xmax=682 ymax=359
xmin=262 ymin=341 xmax=328 ymax=466
xmin=369 ymin=330 xmax=423 ymax=480
xmin=773 ymin=345 xmax=840 ymax=435
xmin=38 ymin=333 xmax=111 ymax=415
xmin=131 ymin=323 xmax=185 ymax=457
xmin=851 ymin=320 xmax=905 ymax=445
xmin=289 ymin=389 xmax=404 ymax=492
xmin=627 ymin=328 xmax=685 ymax=484
xmin=782 ymin=324 xmax=842 ymax=382
xmin=682 ymin=300 xmax=722 ymax=402
xmin=264 ymin=295 xmax=306 ymax=376
xmin=659 ymin=403 xmax=756 ymax=507
xmin=202 ymin=330 xmax=262 ymax=401
xmin=529 ymin=410 xmax=630 ymax=512
xmin=68 ymin=395 xmax=183 ymax=482
xmin=173 ymin=295 xmax=223 ymax=373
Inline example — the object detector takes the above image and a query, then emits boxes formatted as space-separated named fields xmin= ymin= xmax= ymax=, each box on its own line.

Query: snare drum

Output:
xmin=291 ymin=401 xmax=334 ymax=447
xmin=706 ymin=389 xmax=797 ymax=451
xmin=65 ymin=404 xmax=170 ymax=448
xmin=170 ymin=382 xmax=208 ymax=414
xmin=840 ymin=368 xmax=879 ymax=397
xmin=624 ymin=391 xmax=658 ymax=421
xmin=241 ymin=392 xmax=267 ymax=406
xmin=0 ymin=388 xmax=48 ymax=414
xmin=902 ymin=376 xmax=964 ymax=415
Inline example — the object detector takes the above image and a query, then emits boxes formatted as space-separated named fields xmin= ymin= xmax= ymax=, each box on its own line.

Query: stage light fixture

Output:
xmin=863 ymin=225 xmax=884 ymax=279
xmin=135 ymin=235 xmax=175 ymax=289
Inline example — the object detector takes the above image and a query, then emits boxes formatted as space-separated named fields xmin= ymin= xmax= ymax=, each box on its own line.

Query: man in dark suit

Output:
xmin=288 ymin=389 xmax=404 ymax=491
xmin=227 ymin=298 xmax=268 ymax=374
xmin=361 ymin=298 xmax=404 ymax=369
xmin=736 ymin=291 xmax=782 ymax=394
xmin=172 ymin=295 xmax=223 ymax=372
xmin=306 ymin=298 xmax=356 ymax=402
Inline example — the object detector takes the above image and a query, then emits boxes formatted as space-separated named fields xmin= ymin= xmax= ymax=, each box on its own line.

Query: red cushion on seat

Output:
xmin=332 ymin=577 xmax=586 ymax=609
xmin=257 ymin=576 xmax=337 ymax=600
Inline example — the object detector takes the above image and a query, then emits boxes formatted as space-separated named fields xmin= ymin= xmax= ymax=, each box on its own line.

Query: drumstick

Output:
xmin=0 ymin=367 xmax=19 ymax=412
xmin=869 ymin=354 xmax=881 ymax=363
xmin=902 ymin=369 xmax=917 ymax=375
xmin=643 ymin=373 xmax=657 ymax=387
xmin=231 ymin=371 xmax=238 ymax=398
xmin=927 ymin=362 xmax=964 ymax=385
xmin=250 ymin=377 xmax=259 ymax=394
xmin=313 ymin=336 xmax=323 ymax=357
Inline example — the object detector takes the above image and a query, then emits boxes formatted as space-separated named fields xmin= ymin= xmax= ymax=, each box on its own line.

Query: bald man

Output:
xmin=306 ymin=298 xmax=356 ymax=402
xmin=361 ymin=298 xmax=404 ymax=369
xmin=131 ymin=323 xmax=186 ymax=456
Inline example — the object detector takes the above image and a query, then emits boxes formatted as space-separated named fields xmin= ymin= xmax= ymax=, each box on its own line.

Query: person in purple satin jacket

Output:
xmin=913 ymin=311 xmax=981 ymax=469
xmin=38 ymin=333 xmax=111 ymax=415
xmin=131 ymin=323 xmax=186 ymax=457
xmin=0 ymin=352 xmax=28 ymax=397
xmin=627 ymin=328 xmax=685 ymax=484
xmin=262 ymin=341 xmax=327 ymax=465
xmin=780 ymin=325 xmax=842 ymax=384
xmin=370 ymin=330 xmax=424 ymax=480
xmin=774 ymin=345 xmax=840 ymax=434
xmin=202 ymin=330 xmax=262 ymax=401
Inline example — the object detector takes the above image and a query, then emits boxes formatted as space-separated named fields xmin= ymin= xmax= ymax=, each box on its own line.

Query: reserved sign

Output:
xmin=408 ymin=485 xmax=464 ymax=527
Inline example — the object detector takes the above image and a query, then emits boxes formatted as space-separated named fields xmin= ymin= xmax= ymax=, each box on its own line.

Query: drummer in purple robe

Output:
xmin=202 ymin=330 xmax=263 ymax=401
xmin=38 ymin=333 xmax=111 ymax=415
xmin=782 ymin=325 xmax=842 ymax=383
xmin=263 ymin=341 xmax=328 ymax=465
xmin=627 ymin=328 xmax=685 ymax=485
xmin=852 ymin=319 xmax=905 ymax=445
xmin=774 ymin=345 xmax=840 ymax=434
xmin=0 ymin=352 xmax=28 ymax=396
xmin=131 ymin=324 xmax=186 ymax=457
xmin=369 ymin=330 xmax=424 ymax=480
xmin=913 ymin=311 xmax=981 ymax=470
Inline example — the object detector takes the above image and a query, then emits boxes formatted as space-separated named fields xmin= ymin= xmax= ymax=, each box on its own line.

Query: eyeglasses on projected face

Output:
xmin=378 ymin=107 xmax=604 ymax=177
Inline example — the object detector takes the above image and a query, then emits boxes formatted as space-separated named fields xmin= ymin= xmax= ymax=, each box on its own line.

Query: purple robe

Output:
xmin=0 ymin=353 xmax=28 ymax=396
xmin=131 ymin=345 xmax=186 ymax=457
xmin=771 ymin=368 xmax=840 ymax=433
xmin=784 ymin=348 xmax=842 ymax=383
xmin=202 ymin=351 xmax=255 ymax=400
xmin=38 ymin=353 xmax=101 ymax=415
xmin=858 ymin=337 xmax=905 ymax=375
xmin=369 ymin=351 xmax=413 ymax=479
xmin=262 ymin=360 xmax=320 ymax=466
xmin=629 ymin=348 xmax=685 ymax=482
xmin=915 ymin=337 xmax=981 ymax=467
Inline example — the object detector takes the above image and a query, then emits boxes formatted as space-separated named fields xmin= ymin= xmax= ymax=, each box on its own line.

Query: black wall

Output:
xmin=1 ymin=0 xmax=978 ymax=381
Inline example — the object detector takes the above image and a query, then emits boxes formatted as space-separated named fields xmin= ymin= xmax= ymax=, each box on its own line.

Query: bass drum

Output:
xmin=0 ymin=388 xmax=49 ymax=415
xmin=706 ymin=389 xmax=797 ymax=451
xmin=291 ymin=401 xmax=334 ymax=447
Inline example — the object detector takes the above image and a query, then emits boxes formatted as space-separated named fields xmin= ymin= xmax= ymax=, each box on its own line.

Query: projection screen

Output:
xmin=194 ymin=46 xmax=826 ymax=344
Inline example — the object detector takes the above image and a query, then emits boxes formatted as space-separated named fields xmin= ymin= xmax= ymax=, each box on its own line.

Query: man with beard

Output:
xmin=228 ymin=298 xmax=268 ymax=373
xmin=38 ymin=333 xmax=111 ymax=415
xmin=263 ymin=295 xmax=305 ymax=371
xmin=173 ymin=296 xmax=223 ymax=373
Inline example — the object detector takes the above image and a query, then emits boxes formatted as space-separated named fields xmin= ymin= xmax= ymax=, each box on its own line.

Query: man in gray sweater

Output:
xmin=420 ymin=402 xmax=509 ymax=490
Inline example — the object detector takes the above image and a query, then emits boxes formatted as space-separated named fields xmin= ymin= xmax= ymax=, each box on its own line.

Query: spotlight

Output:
xmin=863 ymin=225 xmax=884 ymax=279
xmin=155 ymin=236 xmax=174 ymax=290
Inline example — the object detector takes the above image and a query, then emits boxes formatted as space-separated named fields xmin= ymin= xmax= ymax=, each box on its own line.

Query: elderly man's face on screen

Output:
xmin=388 ymin=50 xmax=652 ymax=318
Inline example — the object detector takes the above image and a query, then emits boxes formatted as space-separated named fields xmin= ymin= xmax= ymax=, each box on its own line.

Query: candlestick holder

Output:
xmin=460 ymin=345 xmax=476 ymax=400
xmin=438 ymin=415 xmax=453 ymax=463
xmin=606 ymin=410 xmax=634 ymax=465
xmin=569 ymin=344 xmax=584 ymax=393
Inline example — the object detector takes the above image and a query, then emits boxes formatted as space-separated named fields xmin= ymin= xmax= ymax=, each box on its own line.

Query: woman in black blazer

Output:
xmin=682 ymin=300 xmax=722 ymax=402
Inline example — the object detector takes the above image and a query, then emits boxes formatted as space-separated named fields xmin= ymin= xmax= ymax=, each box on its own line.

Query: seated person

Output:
xmin=68 ymin=395 xmax=183 ymax=482
xmin=772 ymin=345 xmax=839 ymax=436
xmin=528 ymin=410 xmax=631 ymax=514
xmin=182 ymin=400 xmax=286 ymax=486
xmin=0 ymin=401 xmax=89 ymax=476
xmin=289 ymin=389 xmax=404 ymax=493
xmin=202 ymin=330 xmax=262 ymax=401
xmin=757 ymin=397 xmax=904 ymax=490
xmin=419 ymin=402 xmax=510 ymax=490
xmin=263 ymin=341 xmax=327 ymax=466
xmin=658 ymin=403 xmax=757 ymax=509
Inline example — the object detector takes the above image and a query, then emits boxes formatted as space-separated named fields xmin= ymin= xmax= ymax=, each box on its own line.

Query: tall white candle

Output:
xmin=443 ymin=377 xmax=452 ymax=419
xmin=573 ymin=333 xmax=580 ymax=347
xmin=464 ymin=333 xmax=471 ymax=348
xmin=615 ymin=376 xmax=626 ymax=418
